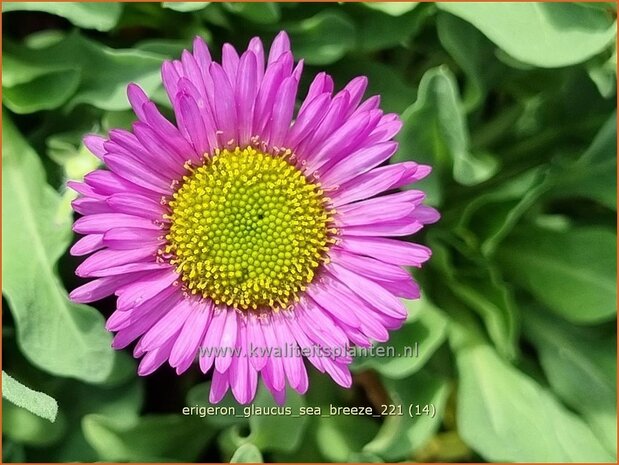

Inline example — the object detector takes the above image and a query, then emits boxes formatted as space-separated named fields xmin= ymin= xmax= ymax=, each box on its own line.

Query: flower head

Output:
xmin=70 ymin=32 xmax=439 ymax=404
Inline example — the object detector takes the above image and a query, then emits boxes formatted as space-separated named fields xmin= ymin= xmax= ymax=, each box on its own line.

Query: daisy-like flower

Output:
xmin=69 ymin=32 xmax=438 ymax=405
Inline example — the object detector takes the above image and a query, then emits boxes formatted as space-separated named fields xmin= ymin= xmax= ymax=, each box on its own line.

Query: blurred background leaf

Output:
xmin=2 ymin=116 xmax=116 ymax=383
xmin=436 ymin=2 xmax=616 ymax=68
xmin=3 ymin=2 xmax=123 ymax=31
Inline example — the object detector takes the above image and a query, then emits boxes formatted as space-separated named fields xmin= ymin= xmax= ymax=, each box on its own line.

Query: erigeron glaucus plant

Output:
xmin=70 ymin=31 xmax=438 ymax=405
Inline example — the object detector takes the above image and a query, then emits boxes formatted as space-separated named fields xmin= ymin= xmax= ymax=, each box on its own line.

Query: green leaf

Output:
xmin=47 ymin=134 xmax=101 ymax=182
xmin=248 ymin=386 xmax=309 ymax=453
xmin=364 ymin=370 xmax=450 ymax=460
xmin=429 ymin=240 xmax=520 ymax=357
xmin=550 ymin=112 xmax=617 ymax=210
xmin=2 ymin=371 xmax=58 ymax=422
xmin=3 ymin=439 xmax=26 ymax=463
xmin=134 ymin=39 xmax=190 ymax=58
xmin=316 ymin=415 xmax=379 ymax=462
xmin=4 ymin=31 xmax=166 ymax=112
xmin=436 ymin=12 xmax=504 ymax=110
xmin=363 ymin=2 xmax=418 ymax=16
xmin=3 ymin=2 xmax=123 ymax=31
xmin=212 ymin=385 xmax=309 ymax=455
xmin=269 ymin=416 xmax=324 ymax=463
xmin=82 ymin=414 xmax=212 ymax=462
xmin=448 ymin=271 xmax=519 ymax=360
xmin=454 ymin=334 xmax=614 ymax=461
xmin=349 ymin=452 xmax=383 ymax=462
xmin=3 ymin=399 xmax=67 ymax=446
xmin=352 ymin=299 xmax=448 ymax=378
xmin=395 ymin=66 xmax=498 ymax=205
xmin=224 ymin=2 xmax=280 ymax=24
xmin=230 ymin=443 xmax=263 ymax=463
xmin=437 ymin=3 xmax=616 ymax=68
xmin=2 ymin=51 xmax=68 ymax=87
xmin=498 ymin=226 xmax=616 ymax=324
xmin=588 ymin=46 xmax=617 ymax=98
xmin=456 ymin=168 xmax=552 ymax=256
xmin=162 ymin=2 xmax=209 ymax=12
xmin=345 ymin=4 xmax=430 ymax=53
xmin=285 ymin=10 xmax=356 ymax=65
xmin=34 ymin=373 xmax=143 ymax=462
xmin=523 ymin=308 xmax=617 ymax=456
xmin=3 ymin=69 xmax=81 ymax=114
xmin=2 ymin=115 xmax=115 ymax=383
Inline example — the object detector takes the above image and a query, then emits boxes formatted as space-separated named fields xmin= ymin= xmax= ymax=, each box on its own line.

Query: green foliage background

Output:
xmin=2 ymin=2 xmax=617 ymax=463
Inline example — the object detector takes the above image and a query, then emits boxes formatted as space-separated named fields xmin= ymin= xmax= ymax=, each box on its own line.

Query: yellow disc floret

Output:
xmin=163 ymin=147 xmax=332 ymax=311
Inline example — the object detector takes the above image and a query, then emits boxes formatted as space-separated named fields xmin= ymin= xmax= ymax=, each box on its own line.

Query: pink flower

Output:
xmin=70 ymin=32 xmax=438 ymax=405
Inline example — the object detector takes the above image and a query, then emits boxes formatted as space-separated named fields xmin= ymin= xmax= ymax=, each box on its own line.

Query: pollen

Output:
xmin=163 ymin=146 xmax=334 ymax=311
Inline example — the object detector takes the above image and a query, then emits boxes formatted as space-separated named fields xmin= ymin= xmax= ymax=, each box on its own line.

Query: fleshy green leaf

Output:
xmin=363 ymin=370 xmax=450 ymax=460
xmin=395 ymin=66 xmax=498 ymax=205
xmin=33 ymin=373 xmax=143 ymax=462
xmin=363 ymin=2 xmax=418 ymax=16
xmin=436 ymin=12 xmax=504 ymax=110
xmin=224 ymin=2 xmax=280 ymax=24
xmin=2 ymin=115 xmax=115 ymax=383
xmin=316 ymin=415 xmax=379 ymax=462
xmin=437 ymin=3 xmax=616 ymax=68
xmin=498 ymin=226 xmax=616 ymax=324
xmin=588 ymin=46 xmax=617 ymax=98
xmin=3 ymin=69 xmax=81 ymax=114
xmin=82 ymin=414 xmax=213 ymax=462
xmin=3 ymin=439 xmax=26 ymax=463
xmin=162 ymin=2 xmax=209 ymax=12
xmin=3 ymin=400 xmax=67 ymax=446
xmin=454 ymin=332 xmax=614 ymax=462
xmin=248 ymin=387 xmax=309 ymax=453
xmin=2 ymin=371 xmax=58 ymax=422
xmin=347 ymin=3 xmax=430 ymax=53
xmin=448 ymin=268 xmax=519 ymax=360
xmin=212 ymin=385 xmax=309 ymax=455
xmin=550 ymin=112 xmax=617 ymax=210
xmin=284 ymin=10 xmax=356 ymax=65
xmin=230 ymin=443 xmax=264 ymax=463
xmin=523 ymin=308 xmax=617 ymax=456
xmin=456 ymin=168 xmax=552 ymax=256
xmin=352 ymin=300 xmax=448 ymax=378
xmin=3 ymin=2 xmax=123 ymax=31
xmin=2 ymin=50 xmax=69 ymax=87
xmin=4 ymin=32 xmax=166 ymax=112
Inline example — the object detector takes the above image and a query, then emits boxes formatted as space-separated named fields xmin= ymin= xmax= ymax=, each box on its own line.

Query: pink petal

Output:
xmin=73 ymin=213 xmax=159 ymax=234
xmin=341 ymin=236 xmax=432 ymax=267
xmin=70 ymin=234 xmax=104 ymax=256
xmin=137 ymin=337 xmax=176 ymax=376
xmin=102 ymin=227 xmax=164 ymax=250
xmin=139 ymin=297 xmax=194 ymax=351
xmin=199 ymin=308 xmax=228 ymax=374
xmin=76 ymin=246 xmax=157 ymax=278
xmin=115 ymin=268 xmax=179 ymax=310
xmin=209 ymin=369 xmax=231 ymax=403
xmin=83 ymin=134 xmax=107 ymax=160
xmin=214 ymin=309 xmax=239 ymax=373
xmin=320 ymin=141 xmax=398 ymax=188
xmin=331 ymin=162 xmax=420 ymax=207
xmin=268 ymin=31 xmax=290 ymax=65
xmin=328 ymin=262 xmax=407 ymax=319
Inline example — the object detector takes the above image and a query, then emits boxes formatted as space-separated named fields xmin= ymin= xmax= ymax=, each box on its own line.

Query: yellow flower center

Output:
xmin=163 ymin=147 xmax=333 ymax=311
